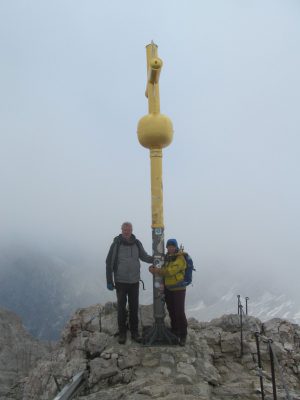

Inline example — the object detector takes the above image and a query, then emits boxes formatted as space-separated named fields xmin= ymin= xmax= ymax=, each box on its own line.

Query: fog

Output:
xmin=1 ymin=1 xmax=300 ymax=318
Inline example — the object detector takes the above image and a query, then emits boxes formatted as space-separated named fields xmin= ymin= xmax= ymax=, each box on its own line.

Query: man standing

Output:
xmin=106 ymin=222 xmax=154 ymax=344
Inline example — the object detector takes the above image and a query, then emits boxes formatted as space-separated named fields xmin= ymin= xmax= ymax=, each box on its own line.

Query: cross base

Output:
xmin=142 ymin=321 xmax=179 ymax=346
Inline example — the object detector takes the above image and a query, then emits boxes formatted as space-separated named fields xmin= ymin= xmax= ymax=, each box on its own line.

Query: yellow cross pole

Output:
xmin=137 ymin=42 xmax=177 ymax=345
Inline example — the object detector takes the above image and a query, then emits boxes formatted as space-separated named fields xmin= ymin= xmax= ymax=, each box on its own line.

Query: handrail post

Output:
xmin=245 ymin=297 xmax=249 ymax=315
xmin=53 ymin=376 xmax=61 ymax=392
xmin=240 ymin=304 xmax=243 ymax=357
xmin=255 ymin=332 xmax=265 ymax=400
xmin=237 ymin=294 xmax=241 ymax=315
xmin=268 ymin=340 xmax=277 ymax=400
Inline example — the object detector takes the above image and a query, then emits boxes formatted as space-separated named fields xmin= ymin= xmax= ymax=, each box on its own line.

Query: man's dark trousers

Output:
xmin=115 ymin=282 xmax=139 ymax=334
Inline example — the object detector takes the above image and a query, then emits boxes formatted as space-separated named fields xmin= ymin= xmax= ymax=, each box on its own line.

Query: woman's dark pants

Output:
xmin=115 ymin=282 xmax=139 ymax=334
xmin=164 ymin=288 xmax=187 ymax=339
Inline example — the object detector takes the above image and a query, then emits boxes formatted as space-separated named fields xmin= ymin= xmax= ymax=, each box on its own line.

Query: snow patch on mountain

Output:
xmin=188 ymin=287 xmax=300 ymax=326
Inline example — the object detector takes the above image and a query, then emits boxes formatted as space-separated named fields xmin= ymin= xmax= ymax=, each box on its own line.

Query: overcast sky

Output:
xmin=1 ymin=1 xmax=300 ymax=297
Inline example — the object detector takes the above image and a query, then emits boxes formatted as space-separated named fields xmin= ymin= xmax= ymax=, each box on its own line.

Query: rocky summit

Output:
xmin=5 ymin=302 xmax=300 ymax=400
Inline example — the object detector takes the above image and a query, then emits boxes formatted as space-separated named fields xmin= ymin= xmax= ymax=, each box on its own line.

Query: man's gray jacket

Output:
xmin=106 ymin=234 xmax=154 ymax=285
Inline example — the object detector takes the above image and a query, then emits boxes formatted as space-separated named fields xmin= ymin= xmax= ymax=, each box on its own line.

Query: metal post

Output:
xmin=255 ymin=332 xmax=265 ymax=400
xmin=240 ymin=304 xmax=243 ymax=357
xmin=98 ymin=309 xmax=102 ymax=332
xmin=245 ymin=297 xmax=249 ymax=315
xmin=237 ymin=294 xmax=241 ymax=315
xmin=53 ymin=376 xmax=61 ymax=392
xmin=268 ymin=340 xmax=277 ymax=400
xmin=270 ymin=341 xmax=292 ymax=400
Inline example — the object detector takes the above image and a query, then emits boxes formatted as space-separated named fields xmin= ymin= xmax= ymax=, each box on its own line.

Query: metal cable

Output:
xmin=269 ymin=342 xmax=293 ymax=400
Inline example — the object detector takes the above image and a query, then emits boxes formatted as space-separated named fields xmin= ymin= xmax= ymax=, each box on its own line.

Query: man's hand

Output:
xmin=107 ymin=283 xmax=114 ymax=291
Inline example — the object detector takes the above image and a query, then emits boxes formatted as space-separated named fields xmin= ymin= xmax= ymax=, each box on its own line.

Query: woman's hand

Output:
xmin=149 ymin=265 xmax=160 ymax=275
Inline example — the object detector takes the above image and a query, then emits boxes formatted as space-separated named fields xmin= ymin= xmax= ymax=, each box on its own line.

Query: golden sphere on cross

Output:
xmin=137 ymin=113 xmax=173 ymax=149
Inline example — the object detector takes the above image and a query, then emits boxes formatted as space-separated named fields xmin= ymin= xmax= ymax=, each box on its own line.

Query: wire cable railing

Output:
xmin=268 ymin=339 xmax=292 ymax=400
xmin=236 ymin=294 xmax=294 ymax=400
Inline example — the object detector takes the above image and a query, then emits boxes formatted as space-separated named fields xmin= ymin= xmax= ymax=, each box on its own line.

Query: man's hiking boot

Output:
xmin=118 ymin=332 xmax=127 ymax=344
xmin=131 ymin=331 xmax=142 ymax=343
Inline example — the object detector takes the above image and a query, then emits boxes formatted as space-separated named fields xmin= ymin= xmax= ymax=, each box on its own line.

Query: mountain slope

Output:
xmin=0 ymin=307 xmax=50 ymax=400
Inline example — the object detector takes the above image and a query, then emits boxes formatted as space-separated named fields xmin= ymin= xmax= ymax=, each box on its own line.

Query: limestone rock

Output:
xmin=89 ymin=358 xmax=118 ymax=386
xmin=2 ymin=304 xmax=300 ymax=400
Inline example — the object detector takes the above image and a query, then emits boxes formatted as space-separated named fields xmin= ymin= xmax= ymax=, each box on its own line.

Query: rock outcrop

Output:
xmin=14 ymin=302 xmax=300 ymax=400
xmin=0 ymin=307 xmax=51 ymax=400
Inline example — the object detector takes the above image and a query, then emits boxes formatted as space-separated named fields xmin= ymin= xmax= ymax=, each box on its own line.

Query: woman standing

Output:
xmin=149 ymin=238 xmax=188 ymax=346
